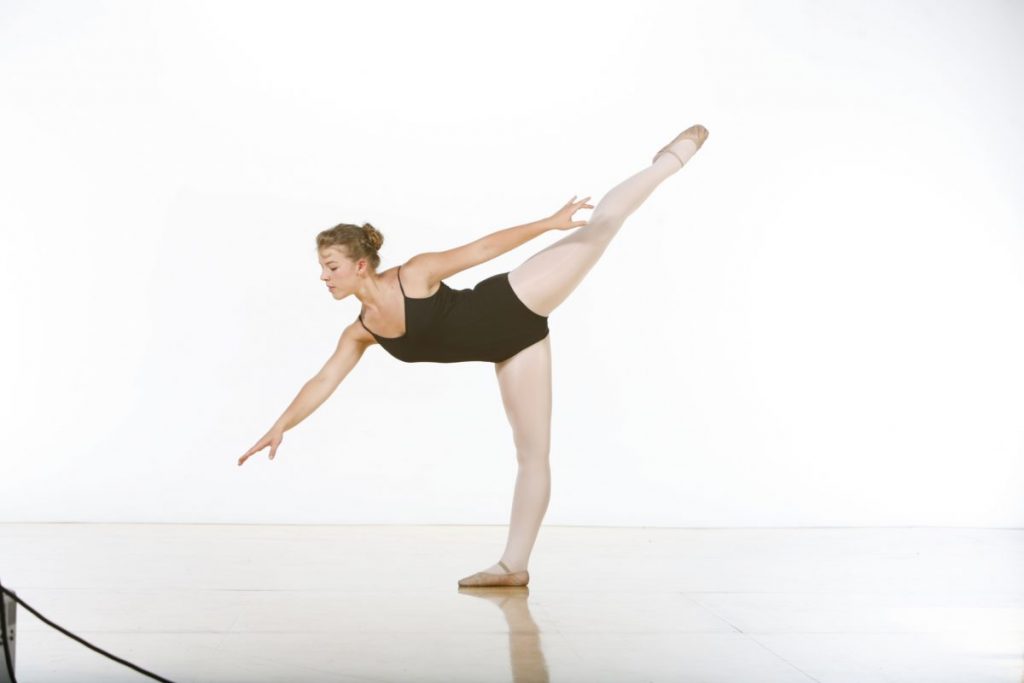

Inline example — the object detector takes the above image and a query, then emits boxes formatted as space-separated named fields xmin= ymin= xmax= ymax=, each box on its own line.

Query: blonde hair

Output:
xmin=315 ymin=222 xmax=384 ymax=270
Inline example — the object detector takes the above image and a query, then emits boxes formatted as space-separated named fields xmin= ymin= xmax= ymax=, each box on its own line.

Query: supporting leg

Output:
xmin=467 ymin=334 xmax=553 ymax=578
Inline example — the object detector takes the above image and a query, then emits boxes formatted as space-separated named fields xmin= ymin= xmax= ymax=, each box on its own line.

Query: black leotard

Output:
xmin=358 ymin=265 xmax=549 ymax=363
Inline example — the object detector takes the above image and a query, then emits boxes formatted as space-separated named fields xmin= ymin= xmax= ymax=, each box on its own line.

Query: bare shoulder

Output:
xmin=400 ymin=255 xmax=443 ymax=298
xmin=345 ymin=316 xmax=377 ymax=348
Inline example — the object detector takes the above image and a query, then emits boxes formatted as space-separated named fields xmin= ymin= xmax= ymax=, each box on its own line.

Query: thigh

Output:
xmin=507 ymin=217 xmax=616 ymax=318
xmin=494 ymin=334 xmax=552 ymax=458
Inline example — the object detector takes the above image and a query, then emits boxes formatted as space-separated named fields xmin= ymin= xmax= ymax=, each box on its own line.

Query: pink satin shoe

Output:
xmin=653 ymin=124 xmax=709 ymax=166
xmin=457 ymin=560 xmax=530 ymax=587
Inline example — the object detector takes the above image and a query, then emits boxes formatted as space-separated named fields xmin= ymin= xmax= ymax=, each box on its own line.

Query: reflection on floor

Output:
xmin=1 ymin=524 xmax=1021 ymax=682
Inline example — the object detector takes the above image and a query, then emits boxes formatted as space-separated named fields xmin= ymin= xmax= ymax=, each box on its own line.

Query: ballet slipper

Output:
xmin=653 ymin=124 xmax=709 ymax=166
xmin=457 ymin=560 xmax=530 ymax=587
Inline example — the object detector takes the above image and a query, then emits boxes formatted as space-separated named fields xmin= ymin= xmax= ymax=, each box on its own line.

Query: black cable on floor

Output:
xmin=0 ymin=577 xmax=14 ymax=683
xmin=0 ymin=577 xmax=179 ymax=682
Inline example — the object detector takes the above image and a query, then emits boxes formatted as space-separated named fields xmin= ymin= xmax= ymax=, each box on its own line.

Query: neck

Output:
xmin=357 ymin=270 xmax=391 ymax=313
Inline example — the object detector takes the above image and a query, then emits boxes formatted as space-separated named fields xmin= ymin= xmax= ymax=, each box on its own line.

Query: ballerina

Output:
xmin=238 ymin=124 xmax=710 ymax=587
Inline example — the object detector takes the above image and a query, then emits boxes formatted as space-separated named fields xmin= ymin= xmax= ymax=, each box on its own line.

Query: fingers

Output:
xmin=565 ymin=195 xmax=591 ymax=212
xmin=238 ymin=450 xmax=268 ymax=466
xmin=241 ymin=435 xmax=281 ymax=462
xmin=238 ymin=438 xmax=268 ymax=466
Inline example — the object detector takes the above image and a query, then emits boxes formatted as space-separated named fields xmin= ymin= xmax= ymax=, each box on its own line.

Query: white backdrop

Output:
xmin=2 ymin=0 xmax=1021 ymax=527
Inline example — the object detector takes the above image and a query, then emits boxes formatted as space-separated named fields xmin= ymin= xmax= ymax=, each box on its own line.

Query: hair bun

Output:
xmin=316 ymin=221 xmax=383 ymax=272
xmin=361 ymin=223 xmax=383 ymax=251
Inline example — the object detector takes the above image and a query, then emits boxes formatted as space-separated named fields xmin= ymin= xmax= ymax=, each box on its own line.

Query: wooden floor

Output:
xmin=1 ymin=524 xmax=1021 ymax=682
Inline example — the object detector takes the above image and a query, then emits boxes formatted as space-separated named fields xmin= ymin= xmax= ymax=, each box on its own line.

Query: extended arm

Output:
xmin=271 ymin=323 xmax=369 ymax=432
xmin=414 ymin=217 xmax=555 ymax=282
xmin=477 ymin=217 xmax=556 ymax=260
xmin=414 ymin=196 xmax=591 ymax=282
xmin=238 ymin=322 xmax=371 ymax=465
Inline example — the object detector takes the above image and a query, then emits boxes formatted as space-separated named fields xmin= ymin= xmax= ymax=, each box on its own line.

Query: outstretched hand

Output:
xmin=238 ymin=428 xmax=284 ymax=466
xmin=548 ymin=195 xmax=593 ymax=231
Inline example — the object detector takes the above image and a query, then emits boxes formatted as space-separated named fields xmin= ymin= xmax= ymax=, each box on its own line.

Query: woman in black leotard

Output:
xmin=238 ymin=124 xmax=710 ymax=587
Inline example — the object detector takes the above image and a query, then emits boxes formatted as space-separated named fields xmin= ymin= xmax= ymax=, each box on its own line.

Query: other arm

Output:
xmin=238 ymin=322 xmax=371 ymax=465
xmin=272 ymin=321 xmax=370 ymax=433
xmin=413 ymin=217 xmax=555 ymax=282
xmin=413 ymin=195 xmax=591 ymax=282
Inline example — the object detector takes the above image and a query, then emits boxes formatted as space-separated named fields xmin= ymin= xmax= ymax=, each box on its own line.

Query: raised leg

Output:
xmin=472 ymin=334 xmax=553 ymax=576
xmin=508 ymin=141 xmax=697 ymax=318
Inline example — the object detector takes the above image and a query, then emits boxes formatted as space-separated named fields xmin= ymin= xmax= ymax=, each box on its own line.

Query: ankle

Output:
xmin=499 ymin=559 xmax=528 ymax=573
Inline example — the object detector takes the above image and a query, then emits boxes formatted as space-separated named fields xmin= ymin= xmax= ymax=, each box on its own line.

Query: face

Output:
xmin=318 ymin=246 xmax=365 ymax=299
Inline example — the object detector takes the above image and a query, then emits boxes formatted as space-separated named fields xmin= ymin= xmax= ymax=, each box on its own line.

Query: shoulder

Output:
xmin=399 ymin=255 xmax=443 ymax=298
xmin=345 ymin=315 xmax=377 ymax=347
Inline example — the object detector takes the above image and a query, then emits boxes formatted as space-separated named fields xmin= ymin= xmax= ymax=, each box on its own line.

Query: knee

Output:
xmin=578 ymin=214 xmax=623 ymax=247
xmin=515 ymin=445 xmax=550 ymax=466
xmin=588 ymin=207 xmax=626 ymax=229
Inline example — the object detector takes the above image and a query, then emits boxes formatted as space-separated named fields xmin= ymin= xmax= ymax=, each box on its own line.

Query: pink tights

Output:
xmin=491 ymin=152 xmax=687 ymax=572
